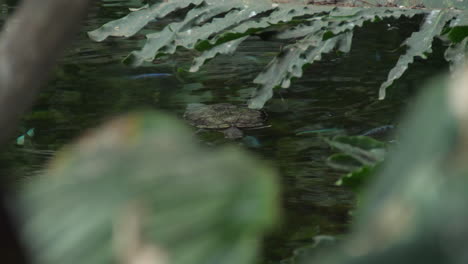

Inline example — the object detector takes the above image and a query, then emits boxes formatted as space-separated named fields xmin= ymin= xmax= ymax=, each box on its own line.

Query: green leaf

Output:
xmin=16 ymin=112 xmax=279 ymax=264
xmin=326 ymin=7 xmax=423 ymax=35
xmin=444 ymin=37 xmax=468 ymax=70
xmin=303 ymin=78 xmax=465 ymax=264
xmin=447 ymin=26 xmax=468 ymax=42
xmin=331 ymin=135 xmax=386 ymax=150
xmin=325 ymin=136 xmax=386 ymax=195
xmin=326 ymin=136 xmax=386 ymax=166
xmin=275 ymin=19 xmax=329 ymax=39
xmin=280 ymin=235 xmax=338 ymax=264
xmin=327 ymin=153 xmax=364 ymax=172
xmin=336 ymin=165 xmax=377 ymax=193
xmin=210 ymin=4 xmax=336 ymax=44
xmin=379 ymin=10 xmax=456 ymax=99
xmin=190 ymin=36 xmax=249 ymax=72
xmin=248 ymin=7 xmax=423 ymax=109
xmin=249 ymin=32 xmax=351 ymax=109
xmin=90 ymin=2 xmax=466 ymax=109
xmin=449 ymin=10 xmax=468 ymax=27
xmin=124 ymin=1 xmax=276 ymax=66
xmin=88 ymin=0 xmax=205 ymax=42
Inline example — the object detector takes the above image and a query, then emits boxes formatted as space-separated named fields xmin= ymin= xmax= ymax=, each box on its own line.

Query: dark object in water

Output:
xmin=184 ymin=103 xmax=267 ymax=139
xmin=361 ymin=125 xmax=395 ymax=137
xmin=128 ymin=73 xmax=172 ymax=79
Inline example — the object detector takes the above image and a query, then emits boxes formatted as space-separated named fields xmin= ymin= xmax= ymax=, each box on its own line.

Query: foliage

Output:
xmin=288 ymin=76 xmax=468 ymax=264
xmin=378 ymin=10 xmax=456 ymax=98
xmin=326 ymin=135 xmax=386 ymax=194
xmin=276 ymin=74 xmax=468 ymax=264
xmin=11 ymin=31 xmax=468 ymax=264
xmin=15 ymin=112 xmax=279 ymax=264
xmin=89 ymin=0 xmax=468 ymax=108
xmin=280 ymin=235 xmax=338 ymax=264
xmin=11 ymin=2 xmax=468 ymax=264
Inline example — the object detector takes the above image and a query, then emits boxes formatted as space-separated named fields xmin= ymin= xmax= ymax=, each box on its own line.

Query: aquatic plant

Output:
xmin=89 ymin=0 xmax=468 ymax=108
xmin=326 ymin=135 xmax=386 ymax=194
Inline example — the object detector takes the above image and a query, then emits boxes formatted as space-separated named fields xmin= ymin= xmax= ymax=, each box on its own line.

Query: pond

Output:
xmin=0 ymin=1 xmax=450 ymax=263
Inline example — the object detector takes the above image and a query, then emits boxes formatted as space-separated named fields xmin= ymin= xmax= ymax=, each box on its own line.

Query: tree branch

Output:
xmin=0 ymin=0 xmax=90 ymax=145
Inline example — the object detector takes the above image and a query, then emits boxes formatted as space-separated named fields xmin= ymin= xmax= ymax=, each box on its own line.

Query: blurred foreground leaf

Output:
xmin=292 ymin=77 xmax=467 ymax=264
xmin=15 ymin=112 xmax=279 ymax=264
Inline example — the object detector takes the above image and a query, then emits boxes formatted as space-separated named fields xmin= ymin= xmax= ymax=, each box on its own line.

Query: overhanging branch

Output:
xmin=0 ymin=0 xmax=90 ymax=145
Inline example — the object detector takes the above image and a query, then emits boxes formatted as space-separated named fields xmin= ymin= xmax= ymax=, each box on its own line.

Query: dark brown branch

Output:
xmin=0 ymin=0 xmax=91 ymax=145
xmin=0 ymin=1 xmax=91 ymax=262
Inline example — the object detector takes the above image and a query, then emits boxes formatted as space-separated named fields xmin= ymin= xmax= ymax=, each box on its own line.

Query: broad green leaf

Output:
xmin=248 ymin=7 xmax=423 ymax=109
xmin=190 ymin=36 xmax=249 ymax=72
xmin=449 ymin=10 xmax=468 ymax=27
xmin=275 ymin=19 xmax=329 ymax=39
xmin=328 ymin=7 xmax=424 ymax=35
xmin=88 ymin=0 xmax=205 ymax=41
xmin=123 ymin=3 xmax=341 ymax=66
xmin=331 ymin=135 xmax=386 ymax=150
xmin=327 ymin=153 xmax=363 ymax=172
xmin=379 ymin=10 xmax=456 ymax=99
xmin=444 ymin=37 xmax=468 ymax=70
xmin=16 ymin=112 xmax=279 ymax=264
xmin=90 ymin=2 xmax=468 ymax=109
xmin=216 ymin=4 xmax=335 ymax=42
xmin=446 ymin=25 xmax=468 ymax=42
xmin=124 ymin=1 xmax=253 ymax=65
xmin=194 ymin=5 xmax=335 ymax=51
xmin=447 ymin=11 xmax=468 ymax=42
xmin=336 ymin=165 xmax=376 ymax=193
xmin=326 ymin=136 xmax=386 ymax=166
xmin=280 ymin=235 xmax=338 ymax=264
xmin=293 ymin=79 xmax=468 ymax=264
xmin=326 ymin=136 xmax=386 ymax=195
xmin=126 ymin=1 xmax=277 ymax=65
xmin=249 ymin=32 xmax=351 ymax=109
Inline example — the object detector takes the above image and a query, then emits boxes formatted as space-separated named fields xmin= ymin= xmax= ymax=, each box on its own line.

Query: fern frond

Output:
xmin=379 ymin=10 xmax=456 ymax=99
xmin=88 ymin=0 xmax=205 ymax=41
xmin=249 ymin=31 xmax=351 ymax=109
xmin=445 ymin=38 xmax=468 ymax=71
xmin=248 ymin=7 xmax=423 ymax=109
xmin=125 ymin=1 xmax=271 ymax=65
xmin=190 ymin=36 xmax=249 ymax=72
xmin=89 ymin=1 xmax=468 ymax=109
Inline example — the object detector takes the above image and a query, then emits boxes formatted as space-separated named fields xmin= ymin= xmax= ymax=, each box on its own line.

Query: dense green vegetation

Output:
xmin=3 ymin=0 xmax=468 ymax=264
xmin=90 ymin=0 xmax=468 ymax=108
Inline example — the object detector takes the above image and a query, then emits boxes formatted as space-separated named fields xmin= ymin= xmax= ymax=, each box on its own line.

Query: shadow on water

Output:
xmin=0 ymin=1 xmax=450 ymax=262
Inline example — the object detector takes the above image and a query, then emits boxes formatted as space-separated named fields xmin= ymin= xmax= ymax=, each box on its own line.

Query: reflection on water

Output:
xmin=0 ymin=1 xmax=450 ymax=262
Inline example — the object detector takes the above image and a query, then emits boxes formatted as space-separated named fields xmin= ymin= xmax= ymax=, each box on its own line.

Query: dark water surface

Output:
xmin=0 ymin=1 xmax=449 ymax=263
